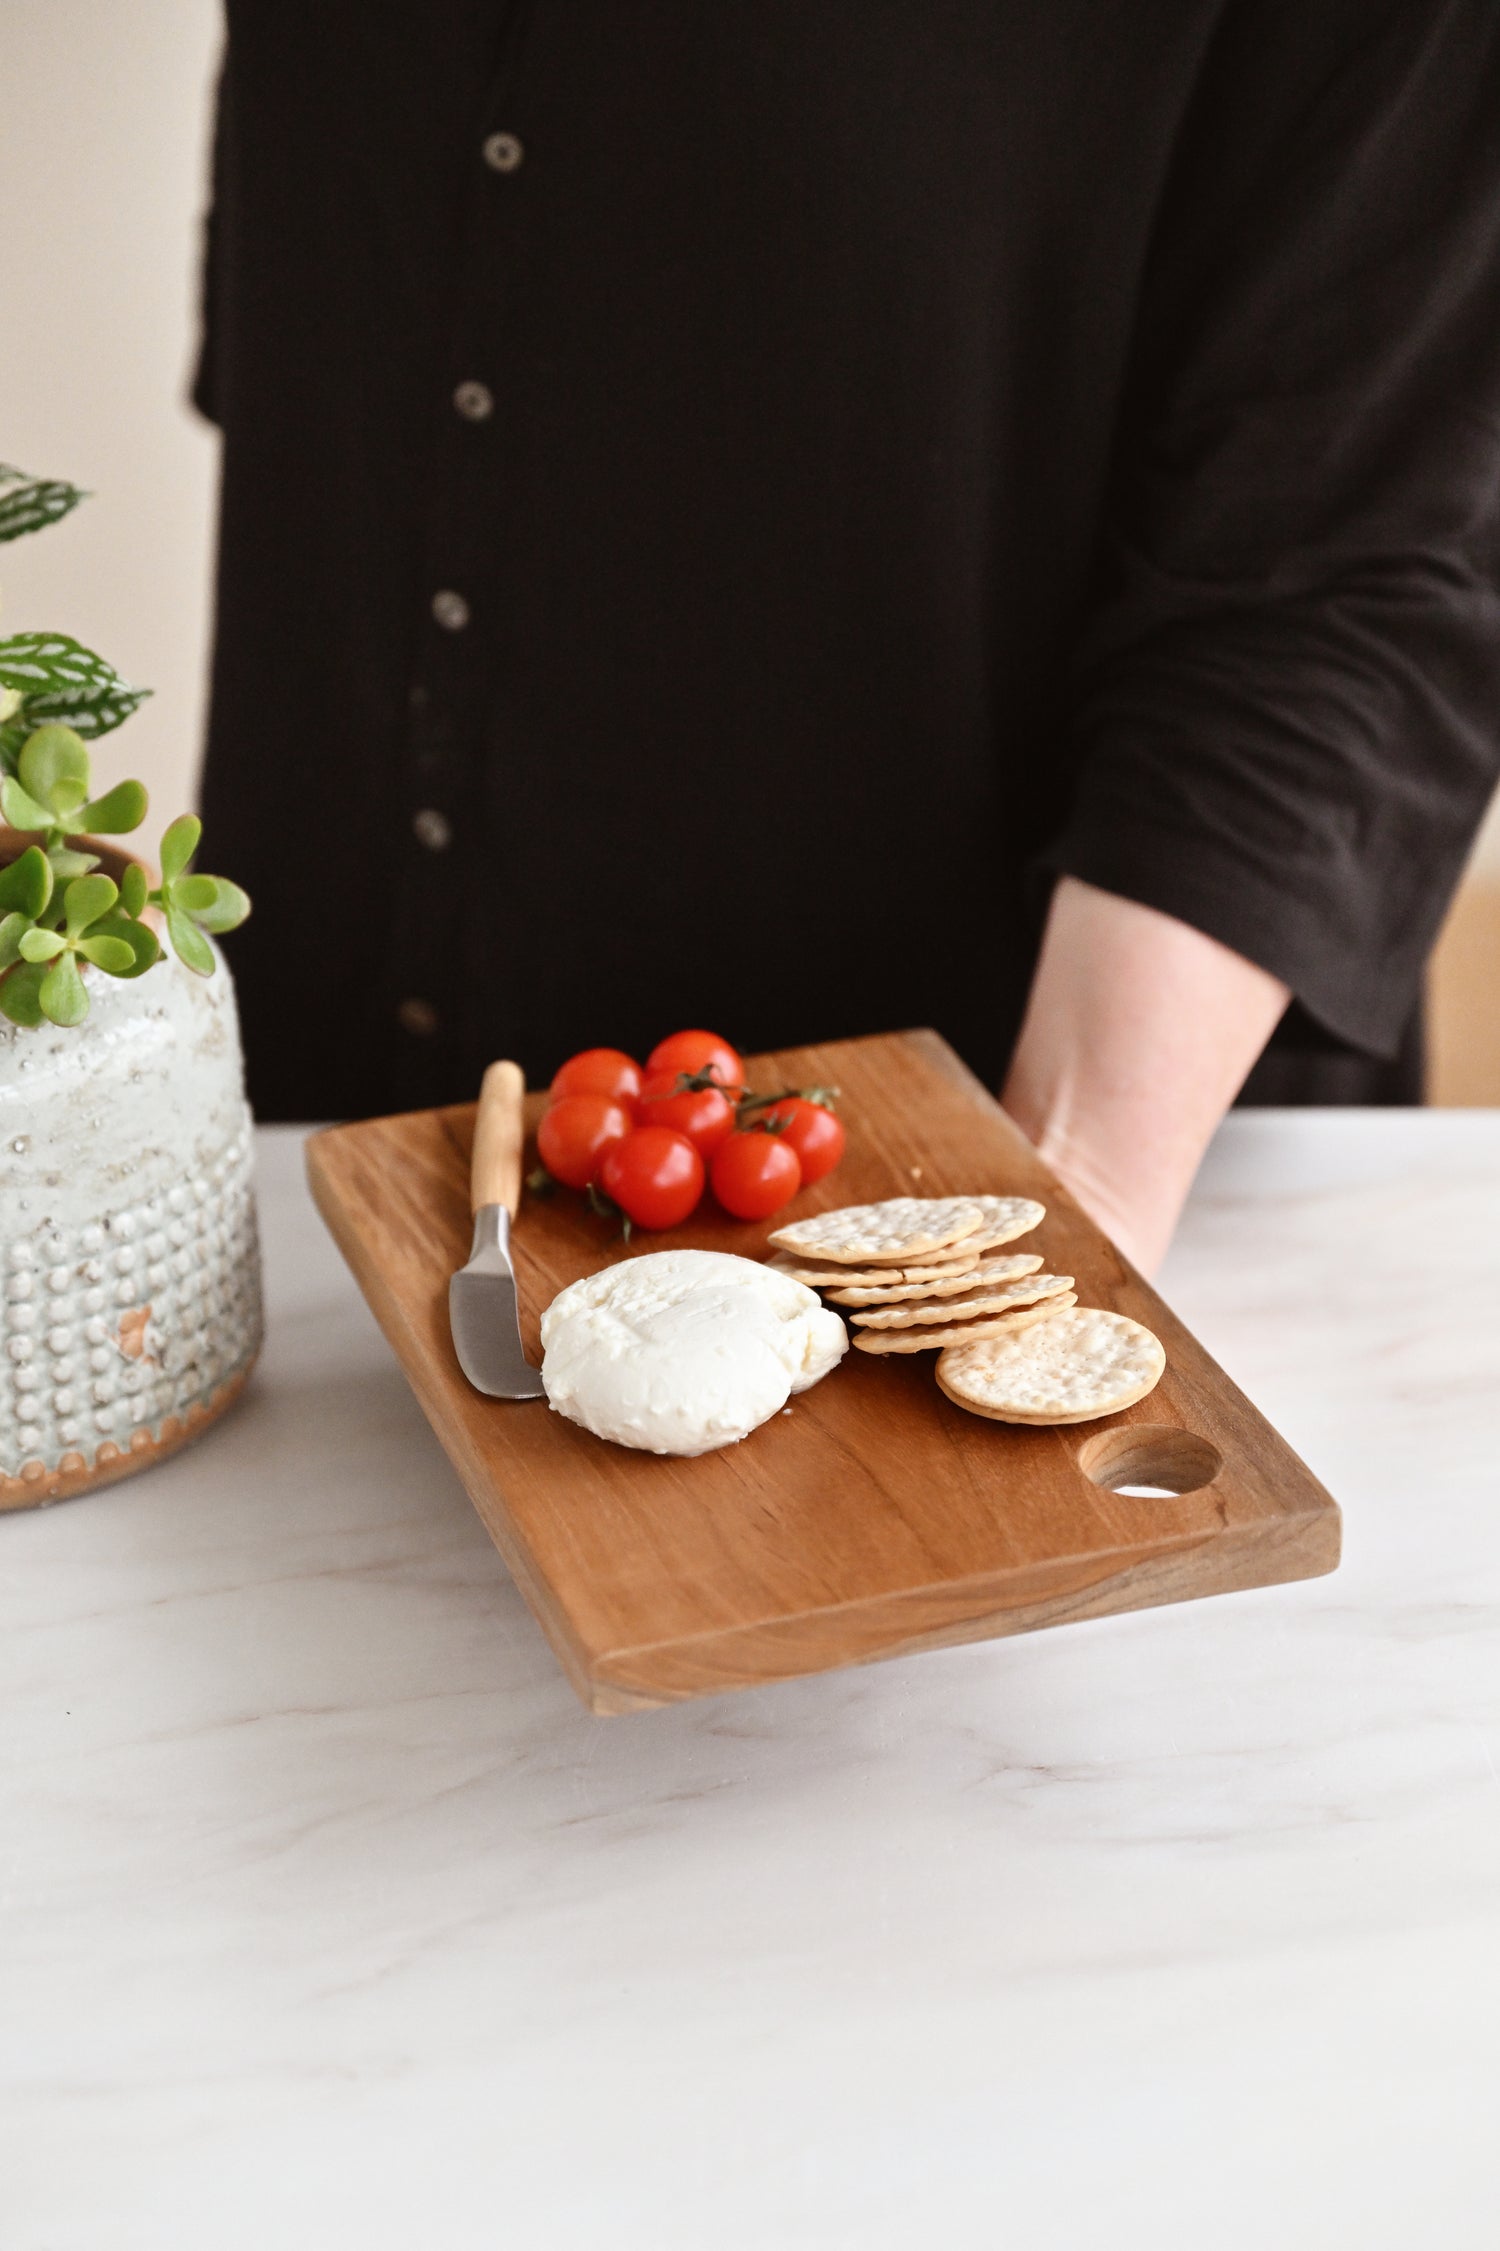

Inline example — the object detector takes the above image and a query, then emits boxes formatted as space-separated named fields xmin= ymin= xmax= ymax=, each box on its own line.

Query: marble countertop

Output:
xmin=5 ymin=1114 xmax=1499 ymax=2249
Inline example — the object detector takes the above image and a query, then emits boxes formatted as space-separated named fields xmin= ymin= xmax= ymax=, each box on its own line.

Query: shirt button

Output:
xmin=397 ymin=998 xmax=440 ymax=1038
xmin=453 ymin=380 xmax=493 ymax=423
xmin=431 ymin=589 xmax=470 ymax=631
xmin=483 ymin=131 xmax=524 ymax=174
xmin=412 ymin=807 xmax=452 ymax=852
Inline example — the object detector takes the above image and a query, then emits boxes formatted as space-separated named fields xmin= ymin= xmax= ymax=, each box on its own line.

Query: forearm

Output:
xmin=1001 ymin=876 xmax=1290 ymax=1274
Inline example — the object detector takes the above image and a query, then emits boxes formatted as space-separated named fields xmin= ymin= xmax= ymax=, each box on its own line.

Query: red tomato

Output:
xmin=646 ymin=1029 xmax=743 ymax=1096
xmin=758 ymin=1098 xmax=846 ymax=1186
xmin=634 ymin=1067 xmax=737 ymax=1158
xmin=599 ymin=1126 xmax=706 ymax=1230
xmin=550 ymin=1046 xmax=644 ymax=1106
xmin=536 ymin=1096 xmax=634 ymax=1190
xmin=710 ymin=1129 xmax=802 ymax=1221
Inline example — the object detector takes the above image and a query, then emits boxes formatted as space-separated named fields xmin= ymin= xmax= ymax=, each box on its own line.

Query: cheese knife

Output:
xmin=449 ymin=1059 xmax=546 ymax=1399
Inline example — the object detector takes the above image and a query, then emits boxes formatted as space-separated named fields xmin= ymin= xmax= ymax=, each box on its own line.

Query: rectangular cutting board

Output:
xmin=305 ymin=1029 xmax=1340 ymax=1711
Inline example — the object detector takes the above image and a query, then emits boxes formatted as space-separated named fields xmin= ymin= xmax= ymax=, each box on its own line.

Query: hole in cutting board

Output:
xmin=1075 ymin=1424 xmax=1222 ymax=1499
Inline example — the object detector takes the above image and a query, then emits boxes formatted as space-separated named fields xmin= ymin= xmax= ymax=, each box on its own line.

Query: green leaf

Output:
xmin=0 ymin=639 xmax=150 ymax=759
xmin=19 ymin=725 xmax=91 ymax=816
xmin=0 ymin=633 xmax=134 ymax=707
xmin=23 ymin=679 xmax=151 ymax=740
xmin=0 ymin=714 xmax=29 ymax=777
xmin=73 ymin=777 xmax=147 ymax=835
xmin=1 ymin=774 xmax=53 ymax=830
xmin=0 ymin=479 xmax=88 ymax=544
xmin=0 ymin=961 xmax=46 ymax=1027
xmin=185 ymin=874 xmax=251 ymax=934
xmin=90 ymin=911 xmax=160 ymax=977
xmin=165 ymin=901 xmax=215 ymax=975
xmin=62 ymin=872 xmax=118 ymax=936
xmin=77 ymin=932 xmax=136 ymax=974
xmin=19 ymin=926 xmax=66 ymax=962
xmin=172 ymin=874 xmax=220 ymax=913
xmin=119 ymin=861 xmax=148 ymax=918
xmin=46 ymin=847 xmax=100 ymax=881
xmin=159 ymin=812 xmax=201 ymax=882
xmin=0 ymin=845 xmax=52 ymax=918
xmin=39 ymin=952 xmax=89 ymax=1026
xmin=0 ymin=912 xmax=30 ymax=971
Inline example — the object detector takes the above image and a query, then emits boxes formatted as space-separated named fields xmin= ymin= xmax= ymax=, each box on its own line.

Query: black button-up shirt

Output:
xmin=196 ymin=1 xmax=1500 ymax=1121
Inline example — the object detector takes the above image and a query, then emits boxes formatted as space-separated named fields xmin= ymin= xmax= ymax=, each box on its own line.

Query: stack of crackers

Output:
xmin=767 ymin=1195 xmax=1164 ymax=1427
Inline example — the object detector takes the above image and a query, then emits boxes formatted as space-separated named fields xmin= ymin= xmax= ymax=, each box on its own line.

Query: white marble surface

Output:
xmin=4 ymin=1115 xmax=1499 ymax=2249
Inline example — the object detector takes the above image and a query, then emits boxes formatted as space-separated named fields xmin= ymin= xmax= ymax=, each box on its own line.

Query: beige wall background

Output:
xmin=5 ymin=0 xmax=1498 ymax=1098
xmin=3 ymin=0 xmax=222 ymax=837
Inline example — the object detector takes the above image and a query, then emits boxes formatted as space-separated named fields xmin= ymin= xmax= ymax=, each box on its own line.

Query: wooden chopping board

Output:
xmin=305 ymin=1028 xmax=1339 ymax=1712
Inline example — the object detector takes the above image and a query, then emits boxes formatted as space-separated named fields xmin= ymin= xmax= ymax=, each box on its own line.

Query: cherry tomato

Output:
xmin=550 ymin=1046 xmax=644 ymax=1106
xmin=634 ymin=1067 xmax=737 ymax=1158
xmin=710 ymin=1129 xmax=802 ymax=1221
xmin=599 ymin=1126 xmax=706 ymax=1230
xmin=758 ymin=1098 xmax=846 ymax=1186
xmin=646 ymin=1029 xmax=744 ymax=1096
xmin=536 ymin=1096 xmax=634 ymax=1190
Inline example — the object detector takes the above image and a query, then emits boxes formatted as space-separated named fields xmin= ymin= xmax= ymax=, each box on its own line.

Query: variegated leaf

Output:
xmin=22 ymin=681 xmax=151 ymax=738
xmin=0 ymin=480 xmax=88 ymax=543
xmin=0 ymin=632 xmax=120 ymax=695
xmin=0 ymin=634 xmax=151 ymax=741
xmin=0 ymin=715 xmax=27 ymax=776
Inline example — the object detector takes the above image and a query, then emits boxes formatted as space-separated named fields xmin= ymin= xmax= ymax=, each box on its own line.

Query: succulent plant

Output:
xmin=0 ymin=464 xmax=247 ymax=1027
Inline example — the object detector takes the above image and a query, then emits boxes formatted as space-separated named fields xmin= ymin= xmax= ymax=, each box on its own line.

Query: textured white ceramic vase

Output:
xmin=0 ymin=931 xmax=262 ymax=1509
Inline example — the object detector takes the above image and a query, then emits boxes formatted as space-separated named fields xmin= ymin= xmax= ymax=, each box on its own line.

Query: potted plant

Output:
xmin=0 ymin=463 xmax=261 ymax=1508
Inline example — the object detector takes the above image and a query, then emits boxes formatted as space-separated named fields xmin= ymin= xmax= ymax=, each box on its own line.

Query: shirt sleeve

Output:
xmin=1046 ymin=0 xmax=1500 ymax=1058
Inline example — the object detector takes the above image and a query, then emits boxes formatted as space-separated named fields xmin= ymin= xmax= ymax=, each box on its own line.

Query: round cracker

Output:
xmin=852 ymin=1294 xmax=1077 ymax=1353
xmin=767 ymin=1198 xmax=988 ymax=1265
xmin=825 ymin=1253 xmax=1043 ymax=1306
xmin=768 ymin=1194 xmax=1044 ymax=1267
xmin=850 ymin=1272 xmax=1073 ymax=1328
xmin=766 ymin=1250 xmax=982 ymax=1289
xmin=935 ymin=1307 xmax=1165 ymax=1424
xmin=902 ymin=1207 xmax=1049 ymax=1262
xmin=880 ymin=1198 xmax=1047 ymax=1263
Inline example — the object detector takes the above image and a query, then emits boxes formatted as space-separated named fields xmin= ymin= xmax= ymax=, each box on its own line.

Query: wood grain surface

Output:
xmin=305 ymin=1029 xmax=1340 ymax=1712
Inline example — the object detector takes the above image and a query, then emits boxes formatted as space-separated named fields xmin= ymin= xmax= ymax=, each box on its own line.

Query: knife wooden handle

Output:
xmin=471 ymin=1059 xmax=526 ymax=1217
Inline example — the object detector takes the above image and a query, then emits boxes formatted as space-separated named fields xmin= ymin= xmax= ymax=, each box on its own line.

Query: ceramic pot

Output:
xmin=0 ymin=833 xmax=262 ymax=1509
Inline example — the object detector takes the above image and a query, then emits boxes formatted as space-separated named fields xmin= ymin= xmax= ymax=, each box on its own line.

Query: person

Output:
xmin=193 ymin=2 xmax=1500 ymax=1271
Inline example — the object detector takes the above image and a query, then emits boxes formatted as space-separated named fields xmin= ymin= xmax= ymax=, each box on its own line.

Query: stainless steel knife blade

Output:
xmin=449 ymin=1060 xmax=546 ymax=1400
xmin=450 ymin=1203 xmax=544 ymax=1398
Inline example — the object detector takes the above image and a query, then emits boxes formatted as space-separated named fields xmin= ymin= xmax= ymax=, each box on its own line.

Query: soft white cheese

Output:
xmin=539 ymin=1249 xmax=848 ymax=1456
